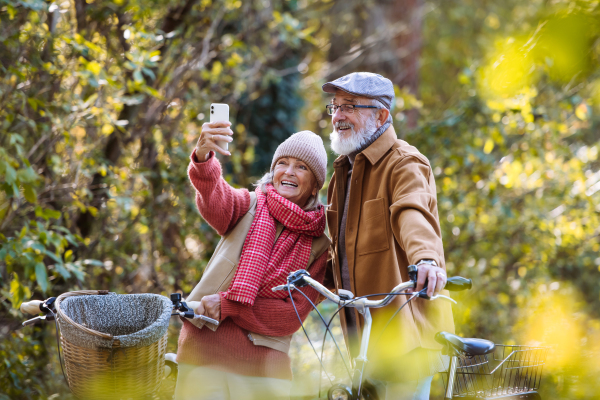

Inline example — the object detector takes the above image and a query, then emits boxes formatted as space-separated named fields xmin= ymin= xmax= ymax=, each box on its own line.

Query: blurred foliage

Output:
xmin=1 ymin=0 xmax=600 ymax=398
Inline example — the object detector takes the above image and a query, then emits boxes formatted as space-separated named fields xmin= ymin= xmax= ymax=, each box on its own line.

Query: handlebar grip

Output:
xmin=20 ymin=300 xmax=44 ymax=315
xmin=444 ymin=276 xmax=472 ymax=291
xmin=185 ymin=301 xmax=200 ymax=313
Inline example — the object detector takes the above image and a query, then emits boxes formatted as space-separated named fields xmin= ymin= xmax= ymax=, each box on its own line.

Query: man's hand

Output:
xmin=415 ymin=262 xmax=447 ymax=297
xmin=195 ymin=121 xmax=233 ymax=160
xmin=194 ymin=294 xmax=222 ymax=321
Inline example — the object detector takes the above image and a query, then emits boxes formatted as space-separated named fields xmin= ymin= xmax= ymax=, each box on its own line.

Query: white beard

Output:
xmin=330 ymin=115 xmax=379 ymax=156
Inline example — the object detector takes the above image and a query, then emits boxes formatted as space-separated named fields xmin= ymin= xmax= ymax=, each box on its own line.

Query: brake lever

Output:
xmin=22 ymin=314 xmax=54 ymax=327
xmin=418 ymin=292 xmax=457 ymax=304
xmin=272 ymin=284 xmax=290 ymax=292
xmin=191 ymin=314 xmax=220 ymax=326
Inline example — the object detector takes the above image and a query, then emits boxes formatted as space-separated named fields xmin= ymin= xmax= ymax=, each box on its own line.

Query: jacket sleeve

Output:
xmin=188 ymin=150 xmax=251 ymax=235
xmin=220 ymin=251 xmax=328 ymax=337
xmin=388 ymin=156 xmax=446 ymax=269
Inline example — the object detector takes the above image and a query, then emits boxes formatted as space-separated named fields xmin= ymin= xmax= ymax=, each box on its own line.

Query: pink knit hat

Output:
xmin=270 ymin=131 xmax=328 ymax=189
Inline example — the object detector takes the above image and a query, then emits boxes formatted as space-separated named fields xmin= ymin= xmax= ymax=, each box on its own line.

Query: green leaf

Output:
xmin=17 ymin=166 xmax=38 ymax=183
xmin=39 ymin=207 xmax=61 ymax=220
xmin=65 ymin=262 xmax=85 ymax=281
xmin=82 ymin=259 xmax=105 ymax=267
xmin=27 ymin=97 xmax=38 ymax=111
xmin=44 ymin=249 xmax=62 ymax=264
xmin=23 ymin=184 xmax=37 ymax=203
xmin=9 ymin=133 xmax=24 ymax=145
xmin=133 ymin=69 xmax=144 ymax=83
xmin=53 ymin=263 xmax=71 ymax=279
xmin=142 ymin=68 xmax=156 ymax=80
xmin=4 ymin=164 xmax=17 ymax=185
xmin=29 ymin=241 xmax=45 ymax=253
xmin=35 ymin=262 xmax=48 ymax=293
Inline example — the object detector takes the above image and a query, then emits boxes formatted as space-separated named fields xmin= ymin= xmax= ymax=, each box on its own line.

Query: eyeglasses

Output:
xmin=325 ymin=104 xmax=379 ymax=115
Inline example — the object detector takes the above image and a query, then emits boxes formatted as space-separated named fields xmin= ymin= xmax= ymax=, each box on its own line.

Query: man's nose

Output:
xmin=332 ymin=108 xmax=345 ymax=124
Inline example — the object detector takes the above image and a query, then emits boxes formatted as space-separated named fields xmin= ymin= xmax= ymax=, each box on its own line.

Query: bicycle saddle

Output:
xmin=435 ymin=331 xmax=495 ymax=356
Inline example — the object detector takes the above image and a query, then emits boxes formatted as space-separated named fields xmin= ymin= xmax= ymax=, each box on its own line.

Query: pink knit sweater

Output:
xmin=176 ymin=151 xmax=327 ymax=380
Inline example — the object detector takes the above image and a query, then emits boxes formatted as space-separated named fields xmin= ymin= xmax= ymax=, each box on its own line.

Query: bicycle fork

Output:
xmin=352 ymin=304 xmax=373 ymax=398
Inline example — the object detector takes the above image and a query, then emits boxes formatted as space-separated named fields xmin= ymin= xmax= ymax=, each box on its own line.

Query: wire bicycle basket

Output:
xmin=443 ymin=344 xmax=550 ymax=398
xmin=54 ymin=290 xmax=172 ymax=400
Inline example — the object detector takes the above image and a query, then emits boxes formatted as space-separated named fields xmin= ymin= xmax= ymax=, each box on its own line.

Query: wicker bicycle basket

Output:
xmin=55 ymin=290 xmax=172 ymax=400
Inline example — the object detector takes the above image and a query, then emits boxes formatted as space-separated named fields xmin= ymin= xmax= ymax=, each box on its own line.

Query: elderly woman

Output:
xmin=175 ymin=121 xmax=329 ymax=400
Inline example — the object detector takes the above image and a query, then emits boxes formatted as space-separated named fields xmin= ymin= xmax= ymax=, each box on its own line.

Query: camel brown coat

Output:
xmin=325 ymin=125 xmax=455 ymax=379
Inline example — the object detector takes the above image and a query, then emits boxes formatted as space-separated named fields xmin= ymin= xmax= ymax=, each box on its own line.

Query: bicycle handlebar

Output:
xmin=21 ymin=300 xmax=44 ymax=315
xmin=304 ymin=276 xmax=416 ymax=308
xmin=20 ymin=293 xmax=219 ymax=327
xmin=445 ymin=276 xmax=472 ymax=291
xmin=272 ymin=267 xmax=472 ymax=308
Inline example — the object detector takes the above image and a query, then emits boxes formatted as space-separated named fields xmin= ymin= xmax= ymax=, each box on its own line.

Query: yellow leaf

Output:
xmin=101 ymin=124 xmax=114 ymax=135
xmin=72 ymin=126 xmax=86 ymax=139
xmin=483 ymin=139 xmax=494 ymax=154
xmin=211 ymin=61 xmax=223 ymax=78
xmin=575 ymin=103 xmax=588 ymax=120
xmin=87 ymin=61 xmax=102 ymax=75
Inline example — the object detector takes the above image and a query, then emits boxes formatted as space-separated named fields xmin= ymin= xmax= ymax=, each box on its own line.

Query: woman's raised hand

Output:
xmin=195 ymin=121 xmax=233 ymax=161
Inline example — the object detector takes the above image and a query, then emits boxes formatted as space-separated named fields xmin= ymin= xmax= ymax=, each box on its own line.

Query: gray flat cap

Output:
xmin=322 ymin=72 xmax=395 ymax=110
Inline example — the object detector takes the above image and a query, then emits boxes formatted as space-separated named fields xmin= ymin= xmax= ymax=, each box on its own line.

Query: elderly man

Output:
xmin=323 ymin=72 xmax=455 ymax=400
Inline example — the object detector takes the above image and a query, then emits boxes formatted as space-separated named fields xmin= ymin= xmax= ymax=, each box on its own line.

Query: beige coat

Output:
xmin=326 ymin=125 xmax=454 ymax=379
xmin=186 ymin=192 xmax=330 ymax=353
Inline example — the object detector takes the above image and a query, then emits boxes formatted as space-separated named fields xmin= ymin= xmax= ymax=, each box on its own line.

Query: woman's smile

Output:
xmin=272 ymin=157 xmax=317 ymax=208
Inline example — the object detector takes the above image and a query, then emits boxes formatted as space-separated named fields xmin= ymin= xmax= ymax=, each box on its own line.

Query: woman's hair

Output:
xmin=255 ymin=170 xmax=322 ymax=211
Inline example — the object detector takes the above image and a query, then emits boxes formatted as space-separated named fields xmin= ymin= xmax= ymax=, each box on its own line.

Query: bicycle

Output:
xmin=272 ymin=265 xmax=548 ymax=400
xmin=19 ymin=291 xmax=216 ymax=399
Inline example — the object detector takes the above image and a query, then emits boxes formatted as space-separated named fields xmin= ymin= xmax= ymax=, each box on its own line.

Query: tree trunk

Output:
xmin=327 ymin=0 xmax=423 ymax=128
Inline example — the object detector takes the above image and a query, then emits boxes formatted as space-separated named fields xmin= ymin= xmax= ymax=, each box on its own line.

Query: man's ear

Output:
xmin=377 ymin=108 xmax=390 ymax=127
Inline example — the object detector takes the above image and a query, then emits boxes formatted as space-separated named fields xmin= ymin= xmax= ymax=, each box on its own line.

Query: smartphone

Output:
xmin=210 ymin=103 xmax=230 ymax=151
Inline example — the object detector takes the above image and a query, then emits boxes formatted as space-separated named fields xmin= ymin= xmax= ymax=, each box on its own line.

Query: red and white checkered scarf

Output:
xmin=224 ymin=184 xmax=325 ymax=306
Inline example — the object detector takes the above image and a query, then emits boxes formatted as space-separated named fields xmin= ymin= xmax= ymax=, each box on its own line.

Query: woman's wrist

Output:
xmin=194 ymin=148 xmax=210 ymax=162
xmin=192 ymin=149 xmax=214 ymax=163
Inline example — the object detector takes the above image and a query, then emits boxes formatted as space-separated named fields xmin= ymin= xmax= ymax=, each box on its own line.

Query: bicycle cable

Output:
xmin=316 ymin=290 xmax=422 ymax=397
xmin=292 ymin=287 xmax=353 ymax=398
xmin=290 ymin=287 xmax=418 ymax=398
xmin=373 ymin=289 xmax=426 ymax=347
xmin=287 ymin=285 xmax=335 ymax=386
xmin=286 ymin=282 xmax=431 ymax=398
xmin=49 ymin=308 xmax=71 ymax=390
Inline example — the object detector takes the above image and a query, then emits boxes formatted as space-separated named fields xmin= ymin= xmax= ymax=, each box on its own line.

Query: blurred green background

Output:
xmin=1 ymin=0 xmax=600 ymax=398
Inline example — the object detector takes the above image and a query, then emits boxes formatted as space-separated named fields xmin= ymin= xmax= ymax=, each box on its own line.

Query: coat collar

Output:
xmin=332 ymin=125 xmax=398 ymax=169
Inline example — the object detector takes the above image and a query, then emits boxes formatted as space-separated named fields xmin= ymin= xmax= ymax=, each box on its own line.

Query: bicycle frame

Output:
xmin=273 ymin=267 xmax=461 ymax=400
